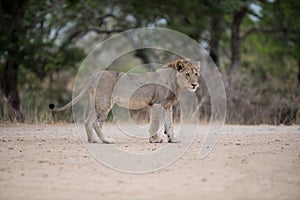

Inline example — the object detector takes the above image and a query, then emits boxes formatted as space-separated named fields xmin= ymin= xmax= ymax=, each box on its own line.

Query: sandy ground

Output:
xmin=0 ymin=123 xmax=299 ymax=200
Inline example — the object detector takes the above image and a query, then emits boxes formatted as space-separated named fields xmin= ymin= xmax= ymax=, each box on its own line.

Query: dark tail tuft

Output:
xmin=49 ymin=104 xmax=55 ymax=110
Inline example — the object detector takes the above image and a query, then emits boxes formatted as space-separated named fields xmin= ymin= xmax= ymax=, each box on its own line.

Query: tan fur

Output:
xmin=50 ymin=59 xmax=200 ymax=143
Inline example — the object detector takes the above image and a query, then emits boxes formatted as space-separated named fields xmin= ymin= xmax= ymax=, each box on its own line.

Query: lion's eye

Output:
xmin=195 ymin=73 xmax=199 ymax=76
xmin=186 ymin=73 xmax=190 ymax=78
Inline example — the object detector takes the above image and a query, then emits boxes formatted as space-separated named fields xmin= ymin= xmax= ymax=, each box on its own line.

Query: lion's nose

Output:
xmin=191 ymin=83 xmax=198 ymax=89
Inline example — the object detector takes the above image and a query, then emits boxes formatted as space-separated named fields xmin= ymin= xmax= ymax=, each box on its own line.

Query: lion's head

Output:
xmin=167 ymin=59 xmax=200 ymax=92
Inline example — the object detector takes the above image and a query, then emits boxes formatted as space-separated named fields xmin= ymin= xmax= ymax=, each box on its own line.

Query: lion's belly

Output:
xmin=115 ymin=98 xmax=151 ymax=110
xmin=113 ymin=82 xmax=155 ymax=110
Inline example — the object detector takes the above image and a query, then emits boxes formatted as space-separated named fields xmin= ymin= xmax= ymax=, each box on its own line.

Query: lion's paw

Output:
xmin=88 ymin=137 xmax=101 ymax=143
xmin=149 ymin=135 xmax=163 ymax=143
xmin=168 ymin=136 xmax=180 ymax=143
xmin=103 ymin=137 xmax=115 ymax=144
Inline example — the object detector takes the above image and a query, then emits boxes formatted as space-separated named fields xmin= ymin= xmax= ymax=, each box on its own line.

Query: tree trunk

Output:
xmin=134 ymin=49 xmax=158 ymax=71
xmin=0 ymin=0 xmax=28 ymax=122
xmin=1 ymin=29 xmax=24 ymax=122
xmin=135 ymin=49 xmax=150 ymax=64
xmin=298 ymin=59 xmax=300 ymax=86
xmin=229 ymin=8 xmax=247 ymax=73
xmin=209 ymin=14 xmax=222 ymax=67
xmin=1 ymin=55 xmax=24 ymax=122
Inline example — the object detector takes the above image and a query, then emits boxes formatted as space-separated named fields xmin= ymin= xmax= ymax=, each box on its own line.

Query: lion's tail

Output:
xmin=49 ymin=80 xmax=90 ymax=112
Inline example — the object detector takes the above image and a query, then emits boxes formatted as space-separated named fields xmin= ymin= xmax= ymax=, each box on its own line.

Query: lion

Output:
xmin=49 ymin=59 xmax=200 ymax=144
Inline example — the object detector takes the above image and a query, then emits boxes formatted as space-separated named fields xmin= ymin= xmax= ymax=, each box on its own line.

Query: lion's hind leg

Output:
xmin=93 ymin=94 xmax=115 ymax=144
xmin=85 ymin=113 xmax=101 ymax=143
xmin=149 ymin=104 xmax=164 ymax=143
xmin=84 ymin=93 xmax=101 ymax=143
xmin=93 ymin=104 xmax=115 ymax=144
xmin=93 ymin=118 xmax=115 ymax=144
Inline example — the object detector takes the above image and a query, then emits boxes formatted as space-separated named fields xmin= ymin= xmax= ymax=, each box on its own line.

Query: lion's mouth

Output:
xmin=188 ymin=88 xmax=197 ymax=92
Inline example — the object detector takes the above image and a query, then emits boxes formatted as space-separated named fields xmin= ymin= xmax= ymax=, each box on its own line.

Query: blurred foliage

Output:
xmin=0 ymin=0 xmax=299 ymax=124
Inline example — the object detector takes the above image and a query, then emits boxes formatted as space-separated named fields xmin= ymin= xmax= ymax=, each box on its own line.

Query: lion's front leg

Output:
xmin=164 ymin=107 xmax=180 ymax=143
xmin=149 ymin=104 xmax=163 ymax=143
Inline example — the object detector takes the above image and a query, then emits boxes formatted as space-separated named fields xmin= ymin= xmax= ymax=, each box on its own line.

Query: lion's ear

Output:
xmin=195 ymin=61 xmax=201 ymax=71
xmin=177 ymin=60 xmax=185 ymax=72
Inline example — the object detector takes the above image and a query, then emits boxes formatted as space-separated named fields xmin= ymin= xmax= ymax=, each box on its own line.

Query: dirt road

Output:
xmin=0 ymin=124 xmax=299 ymax=200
